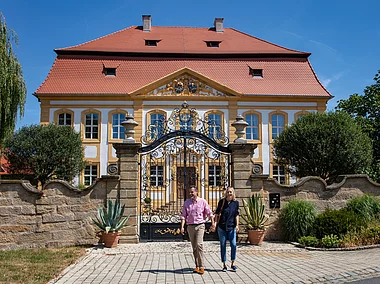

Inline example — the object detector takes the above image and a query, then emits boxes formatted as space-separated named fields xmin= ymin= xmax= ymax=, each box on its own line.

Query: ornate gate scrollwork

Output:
xmin=139 ymin=102 xmax=231 ymax=241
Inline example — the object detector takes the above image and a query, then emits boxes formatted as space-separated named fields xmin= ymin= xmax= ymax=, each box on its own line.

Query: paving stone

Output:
xmin=48 ymin=241 xmax=380 ymax=284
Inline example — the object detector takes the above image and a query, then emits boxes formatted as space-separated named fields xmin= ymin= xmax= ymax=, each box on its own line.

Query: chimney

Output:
xmin=214 ymin=18 xmax=224 ymax=32
xmin=142 ymin=15 xmax=152 ymax=32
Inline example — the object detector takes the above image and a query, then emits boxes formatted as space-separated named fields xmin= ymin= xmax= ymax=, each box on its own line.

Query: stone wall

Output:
xmin=2 ymin=173 xmax=380 ymax=249
xmin=0 ymin=176 xmax=119 ymax=250
xmin=249 ymin=174 xmax=380 ymax=240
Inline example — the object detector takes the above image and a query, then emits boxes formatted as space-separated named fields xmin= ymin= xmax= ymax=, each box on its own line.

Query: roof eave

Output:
xmin=54 ymin=49 xmax=311 ymax=58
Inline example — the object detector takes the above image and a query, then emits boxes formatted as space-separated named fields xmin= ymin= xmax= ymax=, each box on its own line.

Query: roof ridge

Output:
xmin=55 ymin=26 xmax=137 ymax=51
xmin=229 ymin=28 xmax=309 ymax=55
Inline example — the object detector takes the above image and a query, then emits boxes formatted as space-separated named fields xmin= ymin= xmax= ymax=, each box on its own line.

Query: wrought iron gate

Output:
xmin=139 ymin=103 xmax=231 ymax=241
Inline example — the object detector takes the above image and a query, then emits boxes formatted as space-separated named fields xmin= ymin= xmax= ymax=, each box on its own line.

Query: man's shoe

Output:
xmin=231 ymin=265 xmax=237 ymax=272
xmin=222 ymin=266 xmax=227 ymax=272
xmin=198 ymin=267 xmax=205 ymax=275
xmin=193 ymin=267 xmax=199 ymax=273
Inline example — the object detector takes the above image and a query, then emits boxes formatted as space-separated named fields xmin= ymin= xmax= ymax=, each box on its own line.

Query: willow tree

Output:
xmin=0 ymin=13 xmax=26 ymax=149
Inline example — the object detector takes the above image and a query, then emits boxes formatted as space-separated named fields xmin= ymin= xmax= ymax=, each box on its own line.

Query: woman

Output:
xmin=214 ymin=187 xmax=239 ymax=272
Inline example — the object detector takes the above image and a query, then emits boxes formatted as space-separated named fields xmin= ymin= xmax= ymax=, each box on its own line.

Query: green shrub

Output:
xmin=313 ymin=208 xmax=365 ymax=239
xmin=298 ymin=236 xmax=319 ymax=247
xmin=340 ymin=219 xmax=380 ymax=247
xmin=280 ymin=199 xmax=317 ymax=241
xmin=346 ymin=194 xmax=380 ymax=221
xmin=321 ymin=234 xmax=340 ymax=248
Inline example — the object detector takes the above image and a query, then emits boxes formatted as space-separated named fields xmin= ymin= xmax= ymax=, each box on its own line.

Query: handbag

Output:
xmin=214 ymin=198 xmax=226 ymax=224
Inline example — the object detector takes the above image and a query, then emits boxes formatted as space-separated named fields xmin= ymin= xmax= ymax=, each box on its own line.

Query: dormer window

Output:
xmin=104 ymin=67 xmax=116 ymax=76
xmin=145 ymin=40 xmax=160 ymax=46
xmin=249 ymin=68 xmax=263 ymax=78
xmin=205 ymin=41 xmax=221 ymax=48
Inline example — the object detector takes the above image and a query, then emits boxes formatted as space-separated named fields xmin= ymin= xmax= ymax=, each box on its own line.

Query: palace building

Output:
xmin=34 ymin=15 xmax=331 ymax=188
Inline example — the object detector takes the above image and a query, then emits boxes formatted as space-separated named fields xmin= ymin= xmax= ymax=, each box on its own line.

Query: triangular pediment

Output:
xmin=130 ymin=68 xmax=241 ymax=98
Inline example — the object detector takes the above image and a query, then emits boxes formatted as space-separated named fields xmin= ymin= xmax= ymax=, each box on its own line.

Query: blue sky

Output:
xmin=2 ymin=0 xmax=380 ymax=129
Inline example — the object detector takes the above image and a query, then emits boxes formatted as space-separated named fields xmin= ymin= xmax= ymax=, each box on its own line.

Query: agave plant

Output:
xmin=241 ymin=193 xmax=271 ymax=230
xmin=92 ymin=199 xmax=129 ymax=233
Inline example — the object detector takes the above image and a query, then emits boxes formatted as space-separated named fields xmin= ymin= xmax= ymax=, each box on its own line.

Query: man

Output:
xmin=180 ymin=186 xmax=215 ymax=275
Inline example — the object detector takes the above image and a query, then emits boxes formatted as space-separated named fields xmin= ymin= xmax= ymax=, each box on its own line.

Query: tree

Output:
xmin=335 ymin=70 xmax=380 ymax=182
xmin=0 ymin=13 xmax=26 ymax=147
xmin=4 ymin=124 xmax=86 ymax=187
xmin=273 ymin=112 xmax=373 ymax=184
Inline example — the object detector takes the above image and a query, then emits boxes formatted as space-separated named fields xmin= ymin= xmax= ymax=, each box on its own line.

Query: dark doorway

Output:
xmin=177 ymin=167 xmax=197 ymax=200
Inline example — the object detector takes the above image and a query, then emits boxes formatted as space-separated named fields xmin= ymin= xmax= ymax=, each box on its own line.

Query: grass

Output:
xmin=0 ymin=246 xmax=87 ymax=284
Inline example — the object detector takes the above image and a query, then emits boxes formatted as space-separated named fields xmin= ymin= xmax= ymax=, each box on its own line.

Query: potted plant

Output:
xmin=241 ymin=193 xmax=272 ymax=245
xmin=91 ymin=199 xmax=129 ymax=248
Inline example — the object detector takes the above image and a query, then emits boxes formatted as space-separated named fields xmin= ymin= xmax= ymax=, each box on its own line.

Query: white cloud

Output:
xmin=309 ymin=39 xmax=337 ymax=53
xmin=321 ymin=72 xmax=344 ymax=87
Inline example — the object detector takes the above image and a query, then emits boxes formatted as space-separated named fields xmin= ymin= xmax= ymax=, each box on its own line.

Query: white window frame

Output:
xmin=245 ymin=114 xmax=259 ymax=140
xmin=112 ymin=113 xmax=125 ymax=139
xmin=85 ymin=113 xmax=99 ymax=139
xmin=272 ymin=114 xmax=285 ymax=139
xmin=58 ymin=113 xmax=72 ymax=126
xmin=84 ymin=165 xmax=98 ymax=185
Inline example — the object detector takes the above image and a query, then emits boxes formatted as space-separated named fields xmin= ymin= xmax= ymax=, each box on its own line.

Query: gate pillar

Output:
xmin=113 ymin=142 xmax=141 ymax=244
xmin=228 ymin=144 xmax=257 ymax=201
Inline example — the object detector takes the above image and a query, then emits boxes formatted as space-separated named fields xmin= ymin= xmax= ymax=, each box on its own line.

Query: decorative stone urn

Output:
xmin=121 ymin=115 xmax=139 ymax=143
xmin=231 ymin=115 xmax=249 ymax=143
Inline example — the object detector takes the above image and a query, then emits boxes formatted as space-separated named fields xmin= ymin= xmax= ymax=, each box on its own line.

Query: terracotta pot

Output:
xmin=102 ymin=232 xmax=120 ymax=248
xmin=247 ymin=229 xmax=265 ymax=245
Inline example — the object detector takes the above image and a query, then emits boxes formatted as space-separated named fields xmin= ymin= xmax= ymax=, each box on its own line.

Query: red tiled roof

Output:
xmin=56 ymin=26 xmax=309 ymax=55
xmin=35 ymin=56 xmax=330 ymax=97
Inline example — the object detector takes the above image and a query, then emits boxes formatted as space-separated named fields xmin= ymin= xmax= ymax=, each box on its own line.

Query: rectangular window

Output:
xmin=245 ymin=114 xmax=259 ymax=140
xmin=205 ymin=41 xmax=221 ymax=48
xmin=104 ymin=68 xmax=116 ymax=76
xmin=84 ymin=165 xmax=98 ymax=185
xmin=150 ymin=113 xmax=165 ymax=139
xmin=209 ymin=165 xmax=222 ymax=186
xmin=272 ymin=114 xmax=285 ymax=139
xmin=273 ymin=165 xmax=286 ymax=184
xmin=85 ymin=113 xmax=99 ymax=139
xmin=207 ymin=113 xmax=222 ymax=139
xmin=58 ymin=113 xmax=71 ymax=126
xmin=112 ymin=113 xmax=126 ymax=139
xmin=150 ymin=166 xmax=164 ymax=186
xmin=249 ymin=68 xmax=263 ymax=78
xmin=145 ymin=40 xmax=160 ymax=46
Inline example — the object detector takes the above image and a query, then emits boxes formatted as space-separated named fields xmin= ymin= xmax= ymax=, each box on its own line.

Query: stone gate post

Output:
xmin=228 ymin=144 xmax=256 ymax=200
xmin=229 ymin=115 xmax=257 ymax=200
xmin=113 ymin=143 xmax=140 ymax=244
xmin=113 ymin=115 xmax=140 ymax=243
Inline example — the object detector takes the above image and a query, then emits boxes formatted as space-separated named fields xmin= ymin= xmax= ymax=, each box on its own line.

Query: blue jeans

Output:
xmin=217 ymin=226 xmax=237 ymax=263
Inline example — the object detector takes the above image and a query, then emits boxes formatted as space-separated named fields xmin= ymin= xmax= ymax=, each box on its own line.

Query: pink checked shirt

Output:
xmin=181 ymin=197 xmax=214 ymax=225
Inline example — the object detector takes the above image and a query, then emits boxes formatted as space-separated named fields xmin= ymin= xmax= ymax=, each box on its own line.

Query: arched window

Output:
xmin=245 ymin=113 xmax=259 ymax=140
xmin=270 ymin=113 xmax=286 ymax=139
xmin=112 ymin=113 xmax=126 ymax=139
xmin=207 ymin=113 xmax=222 ymax=139
xmin=147 ymin=110 xmax=166 ymax=139
xmin=82 ymin=110 xmax=101 ymax=140
xmin=54 ymin=109 xmax=74 ymax=127
xmin=294 ymin=111 xmax=309 ymax=121
xmin=58 ymin=113 xmax=72 ymax=126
